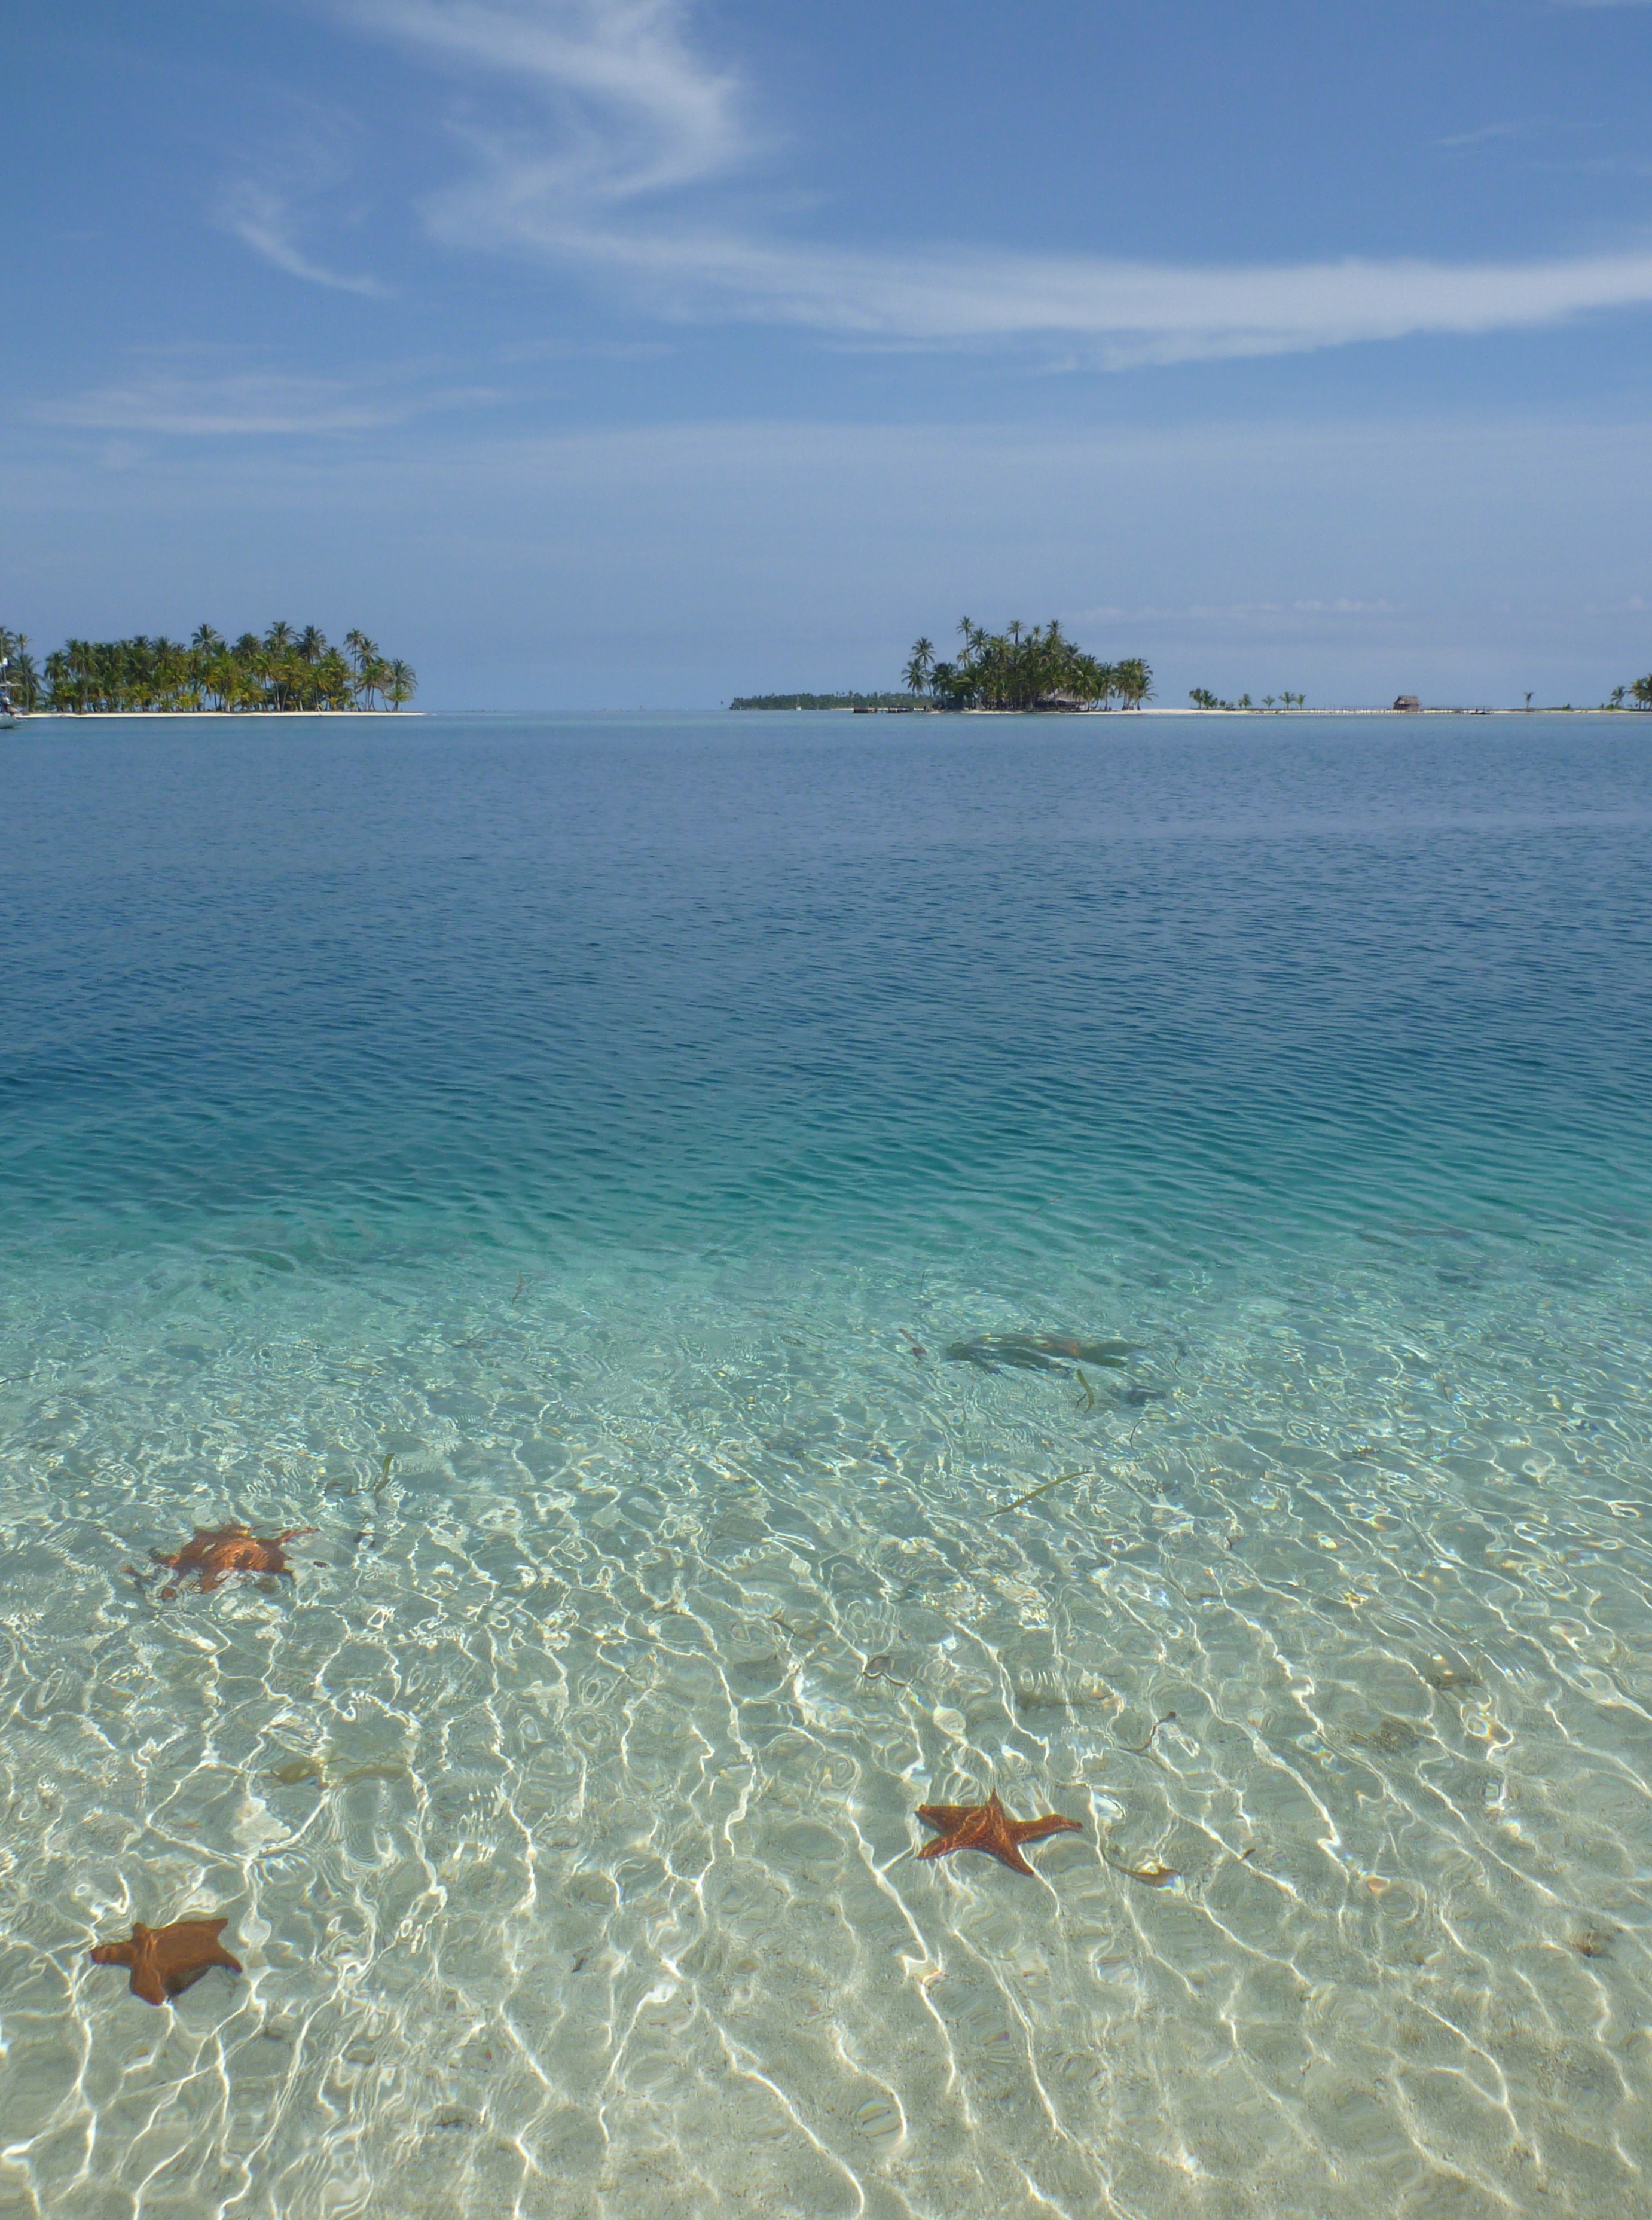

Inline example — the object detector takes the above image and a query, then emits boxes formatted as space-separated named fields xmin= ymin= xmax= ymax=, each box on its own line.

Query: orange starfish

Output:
xmin=917 ymin=1791 xmax=1082 ymax=1876
xmin=88 ymin=1917 xmax=243 ymax=2006
xmin=154 ymin=1523 xmax=316 ymax=1598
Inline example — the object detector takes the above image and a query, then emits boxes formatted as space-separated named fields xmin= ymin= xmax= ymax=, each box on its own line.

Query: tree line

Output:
xmin=729 ymin=691 xmax=917 ymax=710
xmin=0 ymin=624 xmax=414 ymax=713
xmin=904 ymin=620 xmax=1152 ymax=710
xmin=1189 ymin=688 xmax=1308 ymax=711
xmin=1190 ymin=680 xmax=1652 ymax=710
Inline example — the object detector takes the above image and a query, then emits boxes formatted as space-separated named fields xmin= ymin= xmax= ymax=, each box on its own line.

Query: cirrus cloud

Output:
xmin=304 ymin=0 xmax=1652 ymax=370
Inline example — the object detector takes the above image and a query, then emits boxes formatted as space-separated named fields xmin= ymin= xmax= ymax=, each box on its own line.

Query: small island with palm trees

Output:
xmin=0 ymin=622 xmax=414 ymax=714
xmin=903 ymin=619 xmax=1153 ymax=710
xmin=728 ymin=618 xmax=1154 ymax=714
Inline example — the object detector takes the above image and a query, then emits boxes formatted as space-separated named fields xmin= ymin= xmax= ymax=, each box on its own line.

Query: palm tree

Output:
xmin=1632 ymin=674 xmax=1652 ymax=710
xmin=316 ymin=647 xmax=353 ymax=709
xmin=23 ymin=620 xmax=410 ymax=713
xmin=909 ymin=617 xmax=1140 ymax=712
xmin=345 ymin=631 xmax=384 ymax=707
xmin=384 ymin=658 xmax=416 ymax=710
xmin=0 ymin=630 xmax=40 ymax=711
xmin=1116 ymin=658 xmax=1154 ymax=709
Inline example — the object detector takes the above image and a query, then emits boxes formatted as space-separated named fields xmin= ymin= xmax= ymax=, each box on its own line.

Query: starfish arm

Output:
xmin=1013 ymin=1813 xmax=1083 ymax=1845
xmin=200 ymin=1921 xmax=243 ymax=1974
xmin=129 ymin=1933 xmax=166 ymax=2004
xmin=995 ymin=1842 xmax=1037 ymax=1875
xmin=88 ymin=1942 xmax=134 ymax=1968
xmin=915 ymin=1838 xmax=952 ymax=1859
xmin=917 ymin=1805 xmax=973 ymax=1833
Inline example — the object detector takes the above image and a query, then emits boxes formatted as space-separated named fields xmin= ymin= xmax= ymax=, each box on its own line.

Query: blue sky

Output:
xmin=5 ymin=0 xmax=1652 ymax=707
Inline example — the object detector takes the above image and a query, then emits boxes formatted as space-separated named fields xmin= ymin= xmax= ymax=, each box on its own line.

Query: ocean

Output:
xmin=1 ymin=710 xmax=1648 ymax=2218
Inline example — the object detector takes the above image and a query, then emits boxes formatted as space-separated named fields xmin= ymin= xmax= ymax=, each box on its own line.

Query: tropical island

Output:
xmin=905 ymin=620 xmax=1152 ymax=710
xmin=732 ymin=615 xmax=1652 ymax=717
xmin=0 ymin=623 xmax=414 ymax=713
xmin=728 ymin=619 xmax=1153 ymax=713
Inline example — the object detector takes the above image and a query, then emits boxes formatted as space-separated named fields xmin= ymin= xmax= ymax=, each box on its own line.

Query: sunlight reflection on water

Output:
xmin=1 ymin=714 xmax=1650 ymax=2217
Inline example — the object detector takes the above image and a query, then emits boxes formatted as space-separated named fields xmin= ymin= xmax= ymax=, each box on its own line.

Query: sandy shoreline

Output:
xmin=10 ymin=709 xmax=423 ymax=720
xmin=8 ymin=706 xmax=1632 ymax=723
xmin=860 ymin=703 xmax=1627 ymax=717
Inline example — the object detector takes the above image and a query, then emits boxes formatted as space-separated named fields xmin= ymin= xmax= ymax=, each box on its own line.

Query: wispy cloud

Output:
xmin=33 ymin=367 xmax=483 ymax=436
xmin=219 ymin=105 xmax=392 ymax=295
xmin=326 ymin=0 xmax=1652 ymax=368
xmin=1436 ymin=121 xmax=1526 ymax=149
xmin=343 ymin=0 xmax=749 ymax=197
xmin=222 ymin=180 xmax=390 ymax=296
xmin=520 ymin=228 xmax=1652 ymax=368
xmin=1070 ymin=596 xmax=1406 ymax=623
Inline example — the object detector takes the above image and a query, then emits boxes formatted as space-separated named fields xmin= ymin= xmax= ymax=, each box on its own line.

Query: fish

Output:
xmin=993 ymin=1470 xmax=1089 ymax=1516
xmin=1106 ymin=1855 xmax=1181 ymax=1889
xmin=945 ymin=1333 xmax=1142 ymax=1375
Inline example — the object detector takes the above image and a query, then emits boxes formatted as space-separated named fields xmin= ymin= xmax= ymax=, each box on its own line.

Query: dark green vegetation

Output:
xmin=1190 ymin=688 xmax=1308 ymax=711
xmin=0 ymin=624 xmax=414 ymax=713
xmin=0 ymin=630 xmax=39 ymax=711
xmin=728 ymin=691 xmax=916 ymax=710
xmin=1608 ymin=677 xmax=1652 ymax=709
xmin=906 ymin=620 xmax=1151 ymax=710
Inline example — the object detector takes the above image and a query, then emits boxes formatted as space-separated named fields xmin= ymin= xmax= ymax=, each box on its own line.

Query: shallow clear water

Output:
xmin=2 ymin=712 xmax=1650 ymax=2220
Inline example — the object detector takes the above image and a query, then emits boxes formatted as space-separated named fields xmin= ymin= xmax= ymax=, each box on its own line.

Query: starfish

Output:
xmin=153 ymin=1523 xmax=316 ymax=1598
xmin=88 ymin=1917 xmax=243 ymax=2006
xmin=916 ymin=1791 xmax=1082 ymax=1876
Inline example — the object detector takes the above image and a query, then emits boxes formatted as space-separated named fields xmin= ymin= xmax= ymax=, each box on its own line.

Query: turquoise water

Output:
xmin=1 ymin=712 xmax=1649 ymax=2219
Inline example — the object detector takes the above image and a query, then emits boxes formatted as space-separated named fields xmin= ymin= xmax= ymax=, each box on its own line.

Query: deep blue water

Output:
xmin=7 ymin=712 xmax=1651 ymax=1255
xmin=2 ymin=712 xmax=1650 ymax=2220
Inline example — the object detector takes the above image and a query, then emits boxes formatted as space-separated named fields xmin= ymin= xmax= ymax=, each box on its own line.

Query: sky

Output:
xmin=5 ymin=0 xmax=1652 ymax=709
